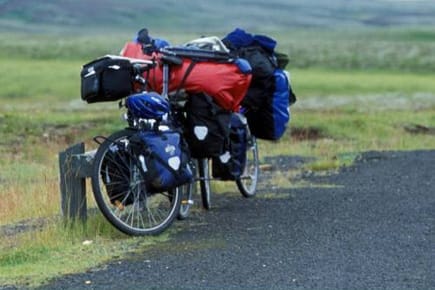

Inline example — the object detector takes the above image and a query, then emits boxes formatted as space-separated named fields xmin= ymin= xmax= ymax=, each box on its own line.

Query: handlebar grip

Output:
xmin=161 ymin=55 xmax=183 ymax=66
xmin=132 ymin=62 xmax=156 ymax=74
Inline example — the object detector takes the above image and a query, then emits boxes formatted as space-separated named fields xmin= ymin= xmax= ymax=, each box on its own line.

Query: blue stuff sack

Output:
xmin=252 ymin=34 xmax=277 ymax=53
xmin=235 ymin=58 xmax=252 ymax=74
xmin=131 ymin=130 xmax=193 ymax=192
xmin=222 ymin=28 xmax=277 ymax=53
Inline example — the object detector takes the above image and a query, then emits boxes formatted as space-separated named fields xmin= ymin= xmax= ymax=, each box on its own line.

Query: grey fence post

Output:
xmin=59 ymin=143 xmax=88 ymax=222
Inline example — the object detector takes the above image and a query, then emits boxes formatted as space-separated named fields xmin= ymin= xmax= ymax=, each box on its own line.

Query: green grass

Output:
xmin=259 ymin=109 xmax=435 ymax=158
xmin=0 ymin=58 xmax=82 ymax=101
xmin=275 ymin=27 xmax=435 ymax=72
xmin=0 ymin=216 xmax=171 ymax=287
xmin=0 ymin=32 xmax=196 ymax=61
xmin=292 ymin=69 xmax=435 ymax=97
xmin=1 ymin=27 xmax=435 ymax=288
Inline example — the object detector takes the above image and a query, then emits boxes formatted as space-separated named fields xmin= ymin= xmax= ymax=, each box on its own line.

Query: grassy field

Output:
xmin=1 ymin=0 xmax=435 ymax=33
xmin=1 ymin=28 xmax=435 ymax=287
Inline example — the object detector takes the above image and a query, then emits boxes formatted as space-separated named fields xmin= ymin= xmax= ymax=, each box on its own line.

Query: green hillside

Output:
xmin=1 ymin=0 xmax=435 ymax=34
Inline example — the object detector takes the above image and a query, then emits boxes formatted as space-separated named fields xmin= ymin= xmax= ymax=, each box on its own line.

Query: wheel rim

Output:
xmin=239 ymin=140 xmax=258 ymax=195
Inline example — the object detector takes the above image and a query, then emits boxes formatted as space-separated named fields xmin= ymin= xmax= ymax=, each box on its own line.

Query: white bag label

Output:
xmin=219 ymin=151 xmax=231 ymax=163
xmin=168 ymin=156 xmax=181 ymax=170
xmin=194 ymin=126 xmax=208 ymax=141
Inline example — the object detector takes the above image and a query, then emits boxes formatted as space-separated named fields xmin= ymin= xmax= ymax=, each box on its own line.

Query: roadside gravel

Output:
xmin=13 ymin=150 xmax=435 ymax=289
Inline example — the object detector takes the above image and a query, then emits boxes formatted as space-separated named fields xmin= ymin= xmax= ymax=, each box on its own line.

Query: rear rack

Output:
xmin=160 ymin=47 xmax=233 ymax=62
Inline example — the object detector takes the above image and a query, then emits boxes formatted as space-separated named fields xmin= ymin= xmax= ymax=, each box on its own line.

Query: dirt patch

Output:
xmin=403 ymin=123 xmax=435 ymax=135
xmin=0 ymin=217 xmax=48 ymax=238
xmin=40 ymin=122 xmax=98 ymax=145
xmin=290 ymin=126 xmax=325 ymax=141
xmin=263 ymin=155 xmax=314 ymax=171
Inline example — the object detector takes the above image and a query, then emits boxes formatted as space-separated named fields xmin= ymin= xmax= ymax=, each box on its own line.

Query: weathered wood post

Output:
xmin=58 ymin=143 xmax=94 ymax=222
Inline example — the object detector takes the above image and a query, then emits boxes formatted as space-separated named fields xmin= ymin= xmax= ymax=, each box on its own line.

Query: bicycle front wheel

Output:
xmin=236 ymin=136 xmax=259 ymax=198
xmin=91 ymin=129 xmax=181 ymax=236
xmin=177 ymin=182 xmax=194 ymax=220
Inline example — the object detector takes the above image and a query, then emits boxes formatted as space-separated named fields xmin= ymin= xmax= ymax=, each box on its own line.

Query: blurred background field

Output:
xmin=0 ymin=0 xmax=435 ymax=286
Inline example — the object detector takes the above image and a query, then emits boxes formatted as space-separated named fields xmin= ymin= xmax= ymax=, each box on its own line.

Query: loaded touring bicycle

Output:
xmin=81 ymin=44 xmax=260 ymax=235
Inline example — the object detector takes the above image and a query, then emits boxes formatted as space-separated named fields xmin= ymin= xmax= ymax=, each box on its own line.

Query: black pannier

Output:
xmin=184 ymin=93 xmax=231 ymax=159
xmin=81 ymin=56 xmax=134 ymax=103
xmin=212 ymin=113 xmax=248 ymax=180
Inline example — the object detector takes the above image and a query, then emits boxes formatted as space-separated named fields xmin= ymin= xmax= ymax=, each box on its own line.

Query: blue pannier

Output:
xmin=271 ymin=69 xmax=291 ymax=139
xmin=130 ymin=130 xmax=193 ymax=192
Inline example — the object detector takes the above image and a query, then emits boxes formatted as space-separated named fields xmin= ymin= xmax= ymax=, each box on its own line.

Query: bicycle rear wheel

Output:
xmin=236 ymin=136 xmax=259 ymax=198
xmin=197 ymin=158 xmax=211 ymax=210
xmin=91 ymin=129 xmax=181 ymax=236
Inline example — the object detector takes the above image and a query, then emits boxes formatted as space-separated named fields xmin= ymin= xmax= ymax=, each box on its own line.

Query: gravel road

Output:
xmin=33 ymin=150 xmax=435 ymax=289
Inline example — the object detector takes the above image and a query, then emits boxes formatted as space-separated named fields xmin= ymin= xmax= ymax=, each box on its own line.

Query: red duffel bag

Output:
xmin=121 ymin=42 xmax=251 ymax=111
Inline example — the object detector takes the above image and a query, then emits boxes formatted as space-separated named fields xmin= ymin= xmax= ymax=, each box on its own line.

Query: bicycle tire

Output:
xmin=197 ymin=158 xmax=211 ymax=210
xmin=91 ymin=129 xmax=181 ymax=236
xmin=236 ymin=136 xmax=259 ymax=198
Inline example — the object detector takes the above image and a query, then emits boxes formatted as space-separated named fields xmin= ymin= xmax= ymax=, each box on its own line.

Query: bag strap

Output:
xmin=173 ymin=60 xmax=197 ymax=100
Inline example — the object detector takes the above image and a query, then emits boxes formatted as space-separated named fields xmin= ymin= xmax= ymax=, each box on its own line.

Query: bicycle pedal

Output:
xmin=181 ymin=199 xmax=194 ymax=205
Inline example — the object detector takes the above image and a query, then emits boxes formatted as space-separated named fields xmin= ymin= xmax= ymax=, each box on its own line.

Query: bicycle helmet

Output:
xmin=126 ymin=92 xmax=170 ymax=119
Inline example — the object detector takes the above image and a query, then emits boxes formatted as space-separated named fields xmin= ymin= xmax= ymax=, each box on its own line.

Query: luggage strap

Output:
xmin=173 ymin=60 xmax=197 ymax=100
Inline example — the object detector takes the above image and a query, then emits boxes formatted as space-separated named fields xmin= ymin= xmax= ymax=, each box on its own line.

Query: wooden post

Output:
xmin=59 ymin=143 xmax=89 ymax=222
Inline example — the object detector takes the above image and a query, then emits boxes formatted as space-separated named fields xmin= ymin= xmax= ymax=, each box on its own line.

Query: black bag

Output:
xmin=81 ymin=56 xmax=134 ymax=103
xmin=184 ymin=93 xmax=231 ymax=158
xmin=212 ymin=113 xmax=248 ymax=180
xmin=238 ymin=46 xmax=276 ymax=110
